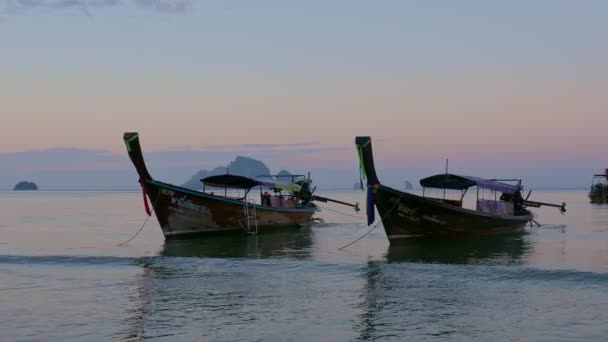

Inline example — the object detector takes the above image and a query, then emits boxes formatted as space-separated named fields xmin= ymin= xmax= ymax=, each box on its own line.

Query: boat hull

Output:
xmin=589 ymin=193 xmax=607 ymax=204
xmin=374 ymin=185 xmax=531 ymax=242
xmin=143 ymin=180 xmax=317 ymax=238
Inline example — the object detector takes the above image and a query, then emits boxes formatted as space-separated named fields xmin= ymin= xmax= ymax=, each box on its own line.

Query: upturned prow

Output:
xmin=355 ymin=136 xmax=381 ymax=226
xmin=123 ymin=132 xmax=152 ymax=182
xmin=355 ymin=136 xmax=379 ymax=185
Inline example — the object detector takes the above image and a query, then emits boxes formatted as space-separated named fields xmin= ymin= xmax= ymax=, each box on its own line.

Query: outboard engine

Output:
xmin=295 ymin=179 xmax=314 ymax=203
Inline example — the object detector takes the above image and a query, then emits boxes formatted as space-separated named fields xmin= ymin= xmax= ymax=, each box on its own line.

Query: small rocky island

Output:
xmin=13 ymin=181 xmax=38 ymax=191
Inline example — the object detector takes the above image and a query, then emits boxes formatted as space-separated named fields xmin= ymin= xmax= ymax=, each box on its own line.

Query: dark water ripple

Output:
xmin=0 ymin=254 xmax=135 ymax=266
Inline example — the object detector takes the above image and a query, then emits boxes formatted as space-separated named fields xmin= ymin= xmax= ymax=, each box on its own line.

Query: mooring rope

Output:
xmin=117 ymin=215 xmax=151 ymax=246
xmin=337 ymin=193 xmax=404 ymax=250
xmin=336 ymin=220 xmax=382 ymax=251
xmin=117 ymin=184 xmax=159 ymax=246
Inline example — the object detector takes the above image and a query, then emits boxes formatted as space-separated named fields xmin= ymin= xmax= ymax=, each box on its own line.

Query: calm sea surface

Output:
xmin=1 ymin=189 xmax=607 ymax=341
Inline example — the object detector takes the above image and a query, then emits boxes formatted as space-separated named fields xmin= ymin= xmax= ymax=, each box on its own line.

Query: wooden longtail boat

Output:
xmin=124 ymin=132 xmax=358 ymax=239
xmin=355 ymin=136 xmax=566 ymax=242
xmin=588 ymin=170 xmax=608 ymax=203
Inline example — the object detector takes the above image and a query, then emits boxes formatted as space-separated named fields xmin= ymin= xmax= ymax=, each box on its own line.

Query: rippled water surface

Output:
xmin=1 ymin=190 xmax=607 ymax=341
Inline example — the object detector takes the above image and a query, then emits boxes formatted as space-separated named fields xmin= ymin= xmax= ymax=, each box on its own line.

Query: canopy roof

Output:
xmin=419 ymin=174 xmax=519 ymax=194
xmin=201 ymin=174 xmax=302 ymax=192
xmin=201 ymin=175 xmax=262 ymax=189
xmin=258 ymin=179 xmax=302 ymax=192
xmin=593 ymin=169 xmax=608 ymax=177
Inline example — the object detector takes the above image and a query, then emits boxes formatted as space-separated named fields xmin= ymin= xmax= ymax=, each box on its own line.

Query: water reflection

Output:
xmin=385 ymin=235 xmax=531 ymax=265
xmin=116 ymin=264 xmax=154 ymax=342
xmin=117 ymin=228 xmax=315 ymax=340
xmin=355 ymin=235 xmax=536 ymax=340
xmin=590 ymin=204 xmax=608 ymax=232
xmin=161 ymin=227 xmax=314 ymax=259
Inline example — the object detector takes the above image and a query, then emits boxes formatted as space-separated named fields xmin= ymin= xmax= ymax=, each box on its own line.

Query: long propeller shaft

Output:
xmin=312 ymin=195 xmax=360 ymax=213
xmin=524 ymin=200 xmax=566 ymax=214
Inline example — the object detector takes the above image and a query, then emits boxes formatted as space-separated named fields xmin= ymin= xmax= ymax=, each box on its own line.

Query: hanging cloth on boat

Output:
xmin=356 ymin=141 xmax=370 ymax=182
xmin=140 ymin=182 xmax=152 ymax=216
xmin=366 ymin=186 xmax=375 ymax=225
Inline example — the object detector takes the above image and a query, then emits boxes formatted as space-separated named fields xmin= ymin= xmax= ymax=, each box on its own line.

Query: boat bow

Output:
xmin=355 ymin=136 xmax=382 ymax=225
xmin=123 ymin=132 xmax=152 ymax=183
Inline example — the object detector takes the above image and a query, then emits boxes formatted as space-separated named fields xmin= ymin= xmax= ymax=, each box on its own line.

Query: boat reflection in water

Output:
xmin=160 ymin=227 xmax=314 ymax=259
xmin=355 ymin=235 xmax=532 ymax=340
xmin=384 ymin=234 xmax=531 ymax=265
xmin=117 ymin=230 xmax=536 ymax=340
xmin=116 ymin=228 xmax=314 ymax=341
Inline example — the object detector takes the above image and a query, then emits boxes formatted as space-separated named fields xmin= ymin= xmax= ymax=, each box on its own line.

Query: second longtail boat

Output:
xmin=355 ymin=136 xmax=566 ymax=243
xmin=588 ymin=169 xmax=608 ymax=203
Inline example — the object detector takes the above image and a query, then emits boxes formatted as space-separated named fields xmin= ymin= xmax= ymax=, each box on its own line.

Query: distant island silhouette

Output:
xmin=181 ymin=156 xmax=293 ymax=190
xmin=13 ymin=181 xmax=38 ymax=191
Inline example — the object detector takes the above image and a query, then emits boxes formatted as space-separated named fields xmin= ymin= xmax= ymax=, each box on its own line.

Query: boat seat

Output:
xmin=269 ymin=196 xmax=296 ymax=208
xmin=477 ymin=199 xmax=514 ymax=216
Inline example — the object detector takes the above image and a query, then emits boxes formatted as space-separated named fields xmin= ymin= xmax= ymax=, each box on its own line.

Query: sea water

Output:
xmin=0 ymin=190 xmax=607 ymax=341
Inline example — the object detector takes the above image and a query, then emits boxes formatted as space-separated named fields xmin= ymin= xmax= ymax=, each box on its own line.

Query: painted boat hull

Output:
xmin=589 ymin=192 xmax=607 ymax=204
xmin=374 ymin=185 xmax=531 ymax=242
xmin=144 ymin=180 xmax=317 ymax=239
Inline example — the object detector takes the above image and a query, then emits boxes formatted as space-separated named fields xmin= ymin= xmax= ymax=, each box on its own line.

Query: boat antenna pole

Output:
xmin=443 ymin=158 xmax=448 ymax=200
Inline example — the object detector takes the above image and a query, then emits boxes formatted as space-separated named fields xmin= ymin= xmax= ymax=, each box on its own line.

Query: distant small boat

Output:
xmin=355 ymin=136 xmax=566 ymax=242
xmin=588 ymin=170 xmax=608 ymax=203
xmin=124 ymin=132 xmax=358 ymax=239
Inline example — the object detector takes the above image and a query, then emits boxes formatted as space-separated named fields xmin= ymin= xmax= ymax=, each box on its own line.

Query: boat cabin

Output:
xmin=589 ymin=170 xmax=608 ymax=202
xmin=590 ymin=171 xmax=608 ymax=190
xmin=200 ymin=174 xmax=312 ymax=209
xmin=419 ymin=174 xmax=525 ymax=216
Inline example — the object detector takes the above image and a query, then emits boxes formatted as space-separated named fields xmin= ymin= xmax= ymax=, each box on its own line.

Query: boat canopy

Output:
xmin=257 ymin=179 xmax=302 ymax=192
xmin=419 ymin=174 xmax=519 ymax=194
xmin=201 ymin=175 xmax=262 ymax=189
xmin=201 ymin=174 xmax=303 ymax=192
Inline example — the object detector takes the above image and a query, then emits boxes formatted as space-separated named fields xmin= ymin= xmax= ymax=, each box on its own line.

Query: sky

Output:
xmin=1 ymin=1 xmax=608 ymax=189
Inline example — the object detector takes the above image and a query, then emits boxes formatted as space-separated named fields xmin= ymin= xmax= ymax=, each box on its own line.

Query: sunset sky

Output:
xmin=1 ymin=1 xmax=608 ymax=189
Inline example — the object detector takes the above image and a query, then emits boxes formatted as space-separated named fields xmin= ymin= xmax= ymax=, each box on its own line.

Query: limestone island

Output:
xmin=182 ymin=156 xmax=294 ymax=190
xmin=13 ymin=181 xmax=38 ymax=191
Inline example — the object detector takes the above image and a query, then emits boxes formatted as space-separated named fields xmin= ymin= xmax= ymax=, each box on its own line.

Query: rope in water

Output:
xmin=117 ymin=215 xmax=151 ymax=246
xmin=337 ymin=193 xmax=404 ymax=250
xmin=117 ymin=183 xmax=158 ymax=246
